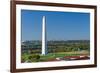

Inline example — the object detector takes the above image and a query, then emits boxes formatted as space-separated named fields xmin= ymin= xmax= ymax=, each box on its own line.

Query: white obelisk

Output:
xmin=42 ymin=16 xmax=47 ymax=55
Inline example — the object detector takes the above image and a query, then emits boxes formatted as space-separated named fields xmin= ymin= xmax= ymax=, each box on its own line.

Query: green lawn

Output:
xmin=21 ymin=51 xmax=89 ymax=62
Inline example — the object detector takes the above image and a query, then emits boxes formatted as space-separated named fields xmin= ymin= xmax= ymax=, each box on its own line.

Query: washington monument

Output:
xmin=42 ymin=16 xmax=47 ymax=55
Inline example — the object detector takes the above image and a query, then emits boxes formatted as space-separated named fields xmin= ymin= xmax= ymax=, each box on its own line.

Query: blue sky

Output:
xmin=21 ymin=10 xmax=90 ymax=41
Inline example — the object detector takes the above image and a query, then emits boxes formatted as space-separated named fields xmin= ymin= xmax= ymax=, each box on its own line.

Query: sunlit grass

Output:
xmin=21 ymin=50 xmax=89 ymax=63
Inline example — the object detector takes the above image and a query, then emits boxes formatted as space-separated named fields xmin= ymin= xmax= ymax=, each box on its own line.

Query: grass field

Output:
xmin=21 ymin=50 xmax=89 ymax=63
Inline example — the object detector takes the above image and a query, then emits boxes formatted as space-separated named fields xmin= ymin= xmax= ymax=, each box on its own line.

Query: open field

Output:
xmin=21 ymin=40 xmax=90 ymax=62
xmin=21 ymin=50 xmax=90 ymax=63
